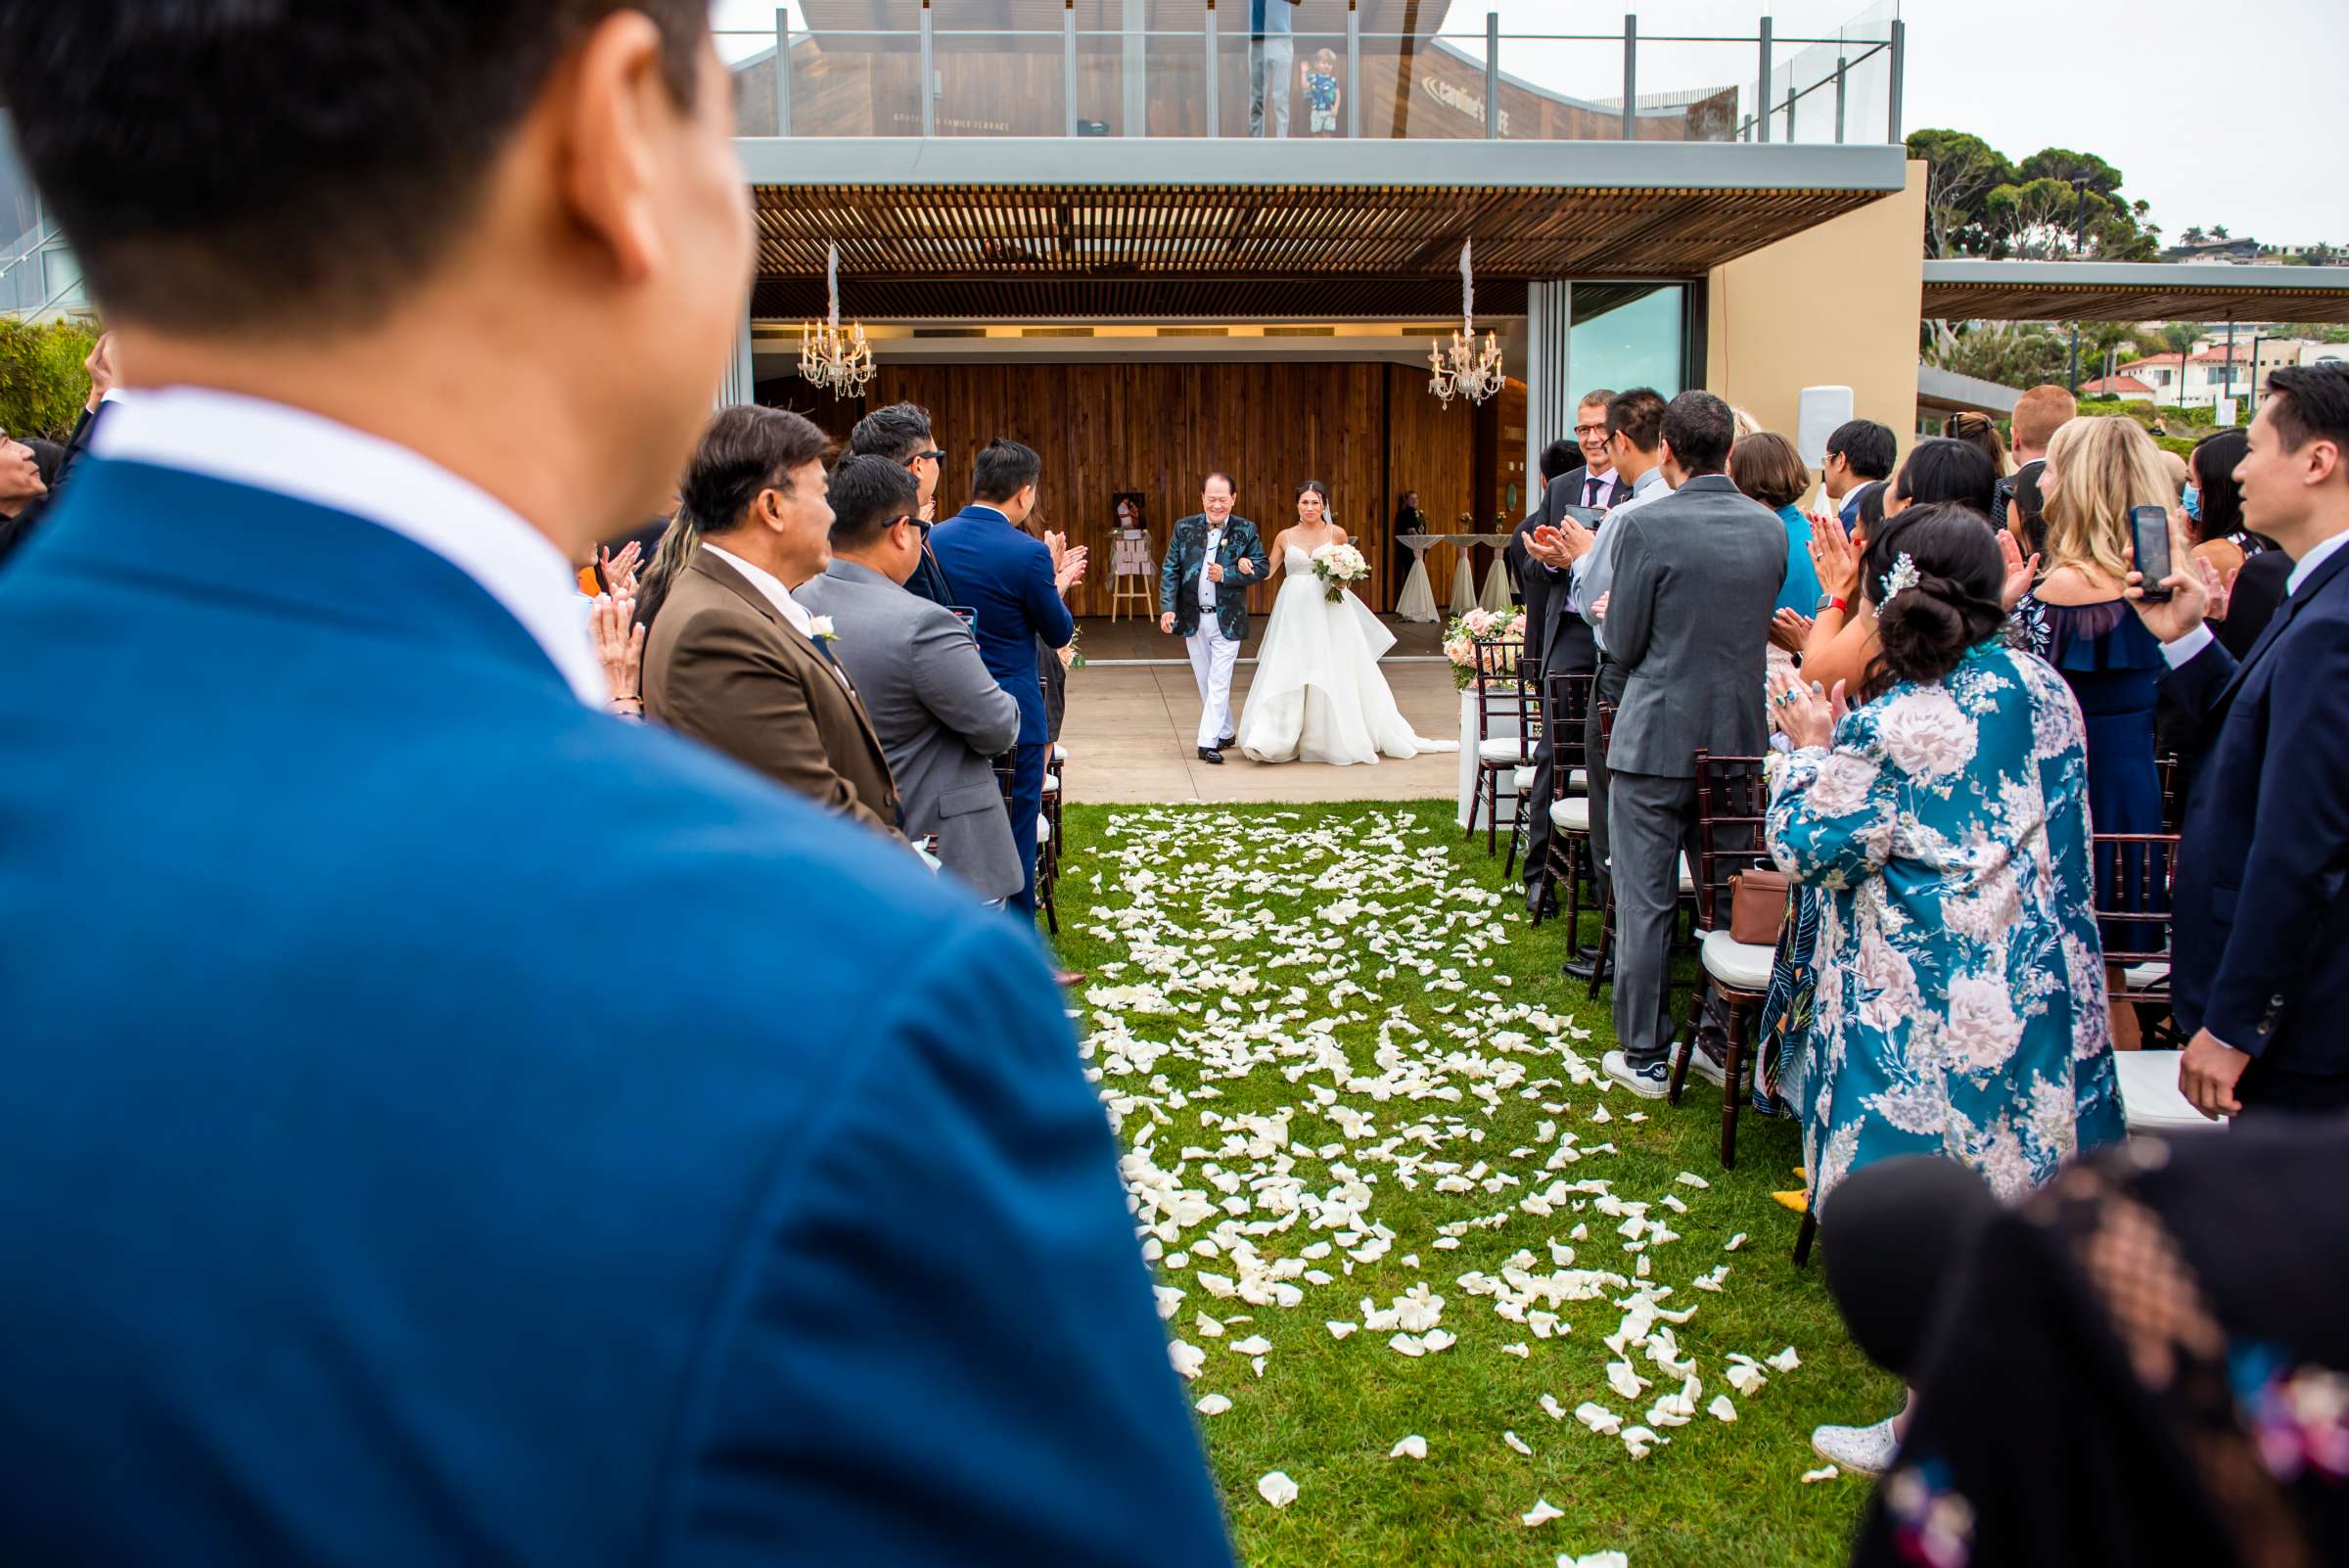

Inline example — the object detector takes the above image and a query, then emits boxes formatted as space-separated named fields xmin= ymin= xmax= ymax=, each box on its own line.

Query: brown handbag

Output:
xmin=1727 ymin=867 xmax=1793 ymax=946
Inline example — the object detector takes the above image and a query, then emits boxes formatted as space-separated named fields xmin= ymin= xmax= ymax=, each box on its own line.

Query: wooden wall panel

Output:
xmin=857 ymin=359 xmax=1447 ymax=617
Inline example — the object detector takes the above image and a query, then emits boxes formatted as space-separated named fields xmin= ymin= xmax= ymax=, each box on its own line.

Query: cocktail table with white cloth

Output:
xmin=1394 ymin=533 xmax=1441 ymax=623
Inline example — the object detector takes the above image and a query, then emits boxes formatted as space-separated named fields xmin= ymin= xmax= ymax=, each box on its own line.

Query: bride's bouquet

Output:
xmin=1310 ymin=541 xmax=1369 ymax=603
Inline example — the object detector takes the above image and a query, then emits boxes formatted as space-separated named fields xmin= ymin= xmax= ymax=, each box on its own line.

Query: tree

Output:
xmin=2211 ymin=223 xmax=2231 ymax=240
xmin=1906 ymin=129 xmax=2012 ymax=258
xmin=1925 ymin=322 xmax=2069 ymax=388
xmin=1985 ymin=177 xmax=2115 ymax=260
xmin=0 ymin=316 xmax=98 ymax=441
xmin=2181 ymin=225 xmax=2208 ymax=245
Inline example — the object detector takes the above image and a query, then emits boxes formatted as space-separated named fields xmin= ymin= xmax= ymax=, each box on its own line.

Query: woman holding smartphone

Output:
xmin=2017 ymin=415 xmax=2176 ymax=1049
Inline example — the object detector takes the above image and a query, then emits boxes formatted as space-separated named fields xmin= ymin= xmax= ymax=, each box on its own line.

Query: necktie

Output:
xmin=1584 ymin=476 xmax=1602 ymax=509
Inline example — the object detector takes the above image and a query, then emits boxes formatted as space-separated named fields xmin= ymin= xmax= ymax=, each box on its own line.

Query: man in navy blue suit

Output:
xmin=2130 ymin=362 xmax=2349 ymax=1120
xmin=929 ymin=438 xmax=1083 ymax=917
xmin=0 ymin=7 xmax=1230 ymax=1565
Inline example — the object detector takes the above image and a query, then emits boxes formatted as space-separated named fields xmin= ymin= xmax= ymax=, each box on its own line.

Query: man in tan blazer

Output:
xmin=645 ymin=406 xmax=900 ymax=841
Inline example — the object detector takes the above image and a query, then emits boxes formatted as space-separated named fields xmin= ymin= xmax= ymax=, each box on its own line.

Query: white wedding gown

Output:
xmin=1236 ymin=547 xmax=1459 ymax=765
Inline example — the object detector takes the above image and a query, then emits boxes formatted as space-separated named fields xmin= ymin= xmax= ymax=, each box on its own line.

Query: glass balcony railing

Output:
xmin=717 ymin=6 xmax=1905 ymax=145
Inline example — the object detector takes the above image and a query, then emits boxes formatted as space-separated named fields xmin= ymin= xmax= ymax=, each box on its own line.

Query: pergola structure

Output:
xmin=1920 ymin=259 xmax=2349 ymax=325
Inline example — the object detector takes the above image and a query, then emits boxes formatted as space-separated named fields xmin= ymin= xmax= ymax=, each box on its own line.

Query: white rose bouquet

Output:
xmin=1310 ymin=541 xmax=1369 ymax=603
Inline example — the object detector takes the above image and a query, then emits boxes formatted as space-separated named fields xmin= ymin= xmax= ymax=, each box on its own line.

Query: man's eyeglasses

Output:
xmin=1575 ymin=423 xmax=1609 ymax=439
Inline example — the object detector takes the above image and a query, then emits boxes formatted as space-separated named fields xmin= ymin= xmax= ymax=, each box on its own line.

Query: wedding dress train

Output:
xmin=1236 ymin=547 xmax=1459 ymax=765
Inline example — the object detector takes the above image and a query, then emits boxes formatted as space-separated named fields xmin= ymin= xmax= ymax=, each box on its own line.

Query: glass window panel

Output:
xmin=1571 ymin=285 xmax=1686 ymax=400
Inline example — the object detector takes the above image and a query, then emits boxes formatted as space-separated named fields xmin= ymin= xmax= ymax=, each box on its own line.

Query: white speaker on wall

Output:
xmin=1796 ymin=386 xmax=1855 ymax=468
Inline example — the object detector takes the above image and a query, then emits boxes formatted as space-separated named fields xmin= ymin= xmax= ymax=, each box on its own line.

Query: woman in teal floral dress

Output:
xmin=1766 ymin=504 xmax=2126 ymax=1219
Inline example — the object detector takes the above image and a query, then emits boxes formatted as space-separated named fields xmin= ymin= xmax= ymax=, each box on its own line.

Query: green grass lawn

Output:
xmin=1051 ymin=799 xmax=1896 ymax=1568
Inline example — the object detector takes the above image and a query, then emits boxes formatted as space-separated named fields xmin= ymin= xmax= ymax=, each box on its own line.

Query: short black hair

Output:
xmin=827 ymin=453 xmax=921 ymax=551
xmin=1660 ymin=391 xmax=1736 ymax=476
xmin=848 ymin=400 xmax=935 ymax=464
xmin=972 ymin=438 xmax=1041 ymax=504
xmin=1854 ymin=480 xmax=1889 ymax=536
xmin=1826 ymin=419 xmax=1898 ymax=481
xmin=1605 ymin=388 xmax=1668 ymax=454
xmin=2264 ymin=362 xmax=2349 ymax=458
xmin=681 ymin=405 xmax=833 ymax=536
xmin=1892 ymin=438 xmax=2000 ymax=520
xmin=0 ymin=2 xmax=711 ymax=332
xmin=1539 ymin=438 xmax=1579 ymax=484
xmin=21 ymin=438 xmax=64 ymax=487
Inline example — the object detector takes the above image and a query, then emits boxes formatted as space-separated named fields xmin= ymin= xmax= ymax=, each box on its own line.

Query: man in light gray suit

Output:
xmin=798 ymin=456 xmax=1025 ymax=903
xmin=1594 ymin=392 xmax=1786 ymax=1097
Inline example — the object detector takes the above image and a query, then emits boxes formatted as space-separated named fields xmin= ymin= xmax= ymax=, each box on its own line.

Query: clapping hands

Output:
xmin=1768 ymin=667 xmax=1848 ymax=750
xmin=1770 ymin=608 xmax=1814 ymax=655
xmin=1808 ymin=514 xmax=1861 ymax=602
xmin=1525 ymin=519 xmax=1594 ymax=569
xmin=598 ymin=538 xmax=642 ymax=600
xmin=1996 ymin=530 xmax=2040 ymax=612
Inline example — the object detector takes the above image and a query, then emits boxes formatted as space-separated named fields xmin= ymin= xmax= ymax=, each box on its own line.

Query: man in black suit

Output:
xmin=1992 ymin=383 xmax=2072 ymax=557
xmin=1507 ymin=391 xmax=1620 ymax=914
xmin=2129 ymin=362 xmax=2349 ymax=1119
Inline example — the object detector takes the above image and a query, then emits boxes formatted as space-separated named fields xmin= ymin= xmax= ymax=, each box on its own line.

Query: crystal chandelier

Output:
xmin=1428 ymin=237 xmax=1504 ymax=408
xmin=799 ymin=242 xmax=874 ymax=397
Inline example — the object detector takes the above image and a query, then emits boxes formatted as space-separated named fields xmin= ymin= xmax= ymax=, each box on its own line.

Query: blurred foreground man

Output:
xmin=0 ymin=7 xmax=1230 ymax=1566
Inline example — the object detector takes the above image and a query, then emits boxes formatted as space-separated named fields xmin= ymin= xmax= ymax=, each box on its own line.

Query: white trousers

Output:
xmin=1186 ymin=627 xmax=1240 ymax=749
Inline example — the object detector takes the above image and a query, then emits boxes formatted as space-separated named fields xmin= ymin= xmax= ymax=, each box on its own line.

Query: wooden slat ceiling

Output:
xmin=752 ymin=181 xmax=1877 ymax=319
xmin=1920 ymin=279 xmax=2349 ymax=325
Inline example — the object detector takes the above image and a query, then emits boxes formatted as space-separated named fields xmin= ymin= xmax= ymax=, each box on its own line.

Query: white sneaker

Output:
xmin=1602 ymin=1050 xmax=1673 ymax=1099
xmin=1684 ymin=1043 xmax=1727 ymax=1088
xmin=1811 ymin=1417 xmax=1900 ymax=1475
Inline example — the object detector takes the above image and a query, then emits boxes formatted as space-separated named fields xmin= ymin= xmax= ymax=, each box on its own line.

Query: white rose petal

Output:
xmin=1707 ymin=1395 xmax=1738 ymax=1423
xmin=1503 ymin=1429 xmax=1535 ymax=1455
xmin=1390 ymin=1433 xmax=1429 ymax=1460
xmin=1675 ymin=1173 xmax=1710 ymax=1189
xmin=1326 ymin=1320 xmax=1359 ymax=1340
xmin=1725 ymin=1233 xmax=1747 ymax=1252
xmin=1196 ymin=1393 xmax=1233 ymax=1416
xmin=1228 ymin=1335 xmax=1272 ymax=1356
xmin=1257 ymin=1470 xmax=1300 ymax=1507
xmin=1801 ymin=1466 xmax=1840 ymax=1484
xmin=1522 ymin=1498 xmax=1566 ymax=1529
xmin=1563 ymin=1553 xmax=1632 ymax=1568
xmin=1169 ymin=1340 xmax=1205 ymax=1380
xmin=1768 ymin=1346 xmax=1802 ymax=1373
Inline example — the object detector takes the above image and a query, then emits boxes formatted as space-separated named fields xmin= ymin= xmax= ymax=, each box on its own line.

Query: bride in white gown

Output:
xmin=1236 ymin=483 xmax=1459 ymax=766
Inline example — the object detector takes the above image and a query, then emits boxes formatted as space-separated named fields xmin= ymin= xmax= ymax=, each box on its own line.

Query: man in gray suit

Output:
xmin=1593 ymin=392 xmax=1785 ymax=1096
xmin=798 ymin=456 xmax=1026 ymax=904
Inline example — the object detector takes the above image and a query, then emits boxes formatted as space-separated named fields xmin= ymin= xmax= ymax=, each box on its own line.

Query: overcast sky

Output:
xmin=714 ymin=0 xmax=2342 ymax=246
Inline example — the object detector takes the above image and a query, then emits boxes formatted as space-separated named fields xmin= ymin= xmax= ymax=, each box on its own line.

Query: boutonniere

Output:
xmin=808 ymin=616 xmax=839 ymax=644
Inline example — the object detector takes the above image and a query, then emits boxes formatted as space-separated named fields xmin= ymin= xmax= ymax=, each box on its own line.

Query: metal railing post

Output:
xmin=1485 ymin=12 xmax=1500 ymax=139
xmin=1784 ymin=83 xmax=1796 ymax=142
xmin=1833 ymin=54 xmax=1847 ymax=144
xmin=1621 ymin=15 xmax=1636 ymax=141
xmin=1064 ymin=5 xmax=1078 ymax=136
xmin=1887 ymin=20 xmax=1905 ymax=143
xmin=1756 ymin=16 xmax=1772 ymax=143
xmin=919 ymin=2 xmax=936 ymax=136
xmin=1205 ymin=2 xmax=1219 ymax=137
xmin=773 ymin=8 xmax=791 ymax=135
xmin=1346 ymin=2 xmax=1360 ymax=139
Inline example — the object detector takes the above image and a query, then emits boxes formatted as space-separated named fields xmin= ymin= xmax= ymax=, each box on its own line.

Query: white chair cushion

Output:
xmin=2115 ymin=1049 xmax=2213 ymax=1131
xmin=1042 ymin=773 xmax=1061 ymax=794
xmin=1699 ymin=929 xmax=1774 ymax=992
xmin=1548 ymin=797 xmax=1589 ymax=831
xmin=2122 ymin=960 xmax=2170 ymax=992
xmin=1478 ymin=736 xmax=1526 ymax=763
xmin=1679 ymin=852 xmax=1695 ymax=894
xmin=1052 ymin=744 xmax=1069 ymax=762
xmin=1037 ymin=818 xmax=1053 ymax=845
xmin=1512 ymin=765 xmax=1537 ymax=792
xmin=1566 ymin=768 xmax=1588 ymax=793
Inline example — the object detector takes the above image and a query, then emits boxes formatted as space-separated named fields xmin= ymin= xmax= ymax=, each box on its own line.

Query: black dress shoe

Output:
xmin=1197 ymin=746 xmax=1224 ymax=764
xmin=1563 ymin=954 xmax=1602 ymax=982
xmin=1524 ymin=885 xmax=1558 ymax=918
xmin=1574 ymin=943 xmax=1599 ymax=961
xmin=1219 ymin=733 xmax=1237 ymax=748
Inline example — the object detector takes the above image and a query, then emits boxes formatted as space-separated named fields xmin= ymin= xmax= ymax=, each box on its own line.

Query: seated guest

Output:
xmin=797 ymin=454 xmax=1025 ymax=903
xmin=847 ymin=398 xmax=956 ymax=606
xmin=1768 ymin=504 xmax=2125 ymax=1474
xmin=644 ymin=405 xmax=902 ymax=841
xmin=1832 ymin=1129 xmax=2349 ymax=1568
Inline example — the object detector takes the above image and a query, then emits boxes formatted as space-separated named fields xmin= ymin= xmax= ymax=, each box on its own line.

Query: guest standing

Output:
xmin=1994 ymin=384 xmax=2074 ymax=554
xmin=1589 ymin=392 xmax=1785 ymax=1093
xmin=1768 ymin=504 xmax=2125 ymax=1473
xmin=931 ymin=438 xmax=1082 ymax=915
xmin=847 ymin=398 xmax=957 ymax=608
xmin=1506 ymin=425 xmax=1598 ymax=911
xmin=1729 ymin=430 xmax=1823 ymax=617
xmin=797 ymin=455 xmax=1025 ymax=903
xmin=1248 ymin=0 xmax=1297 ymax=137
xmin=0 ymin=6 xmax=1231 ymax=1565
xmin=1821 ymin=418 xmax=1897 ymax=528
xmin=643 ymin=406 xmax=902 ymax=840
xmin=1391 ymin=487 xmax=1427 ymax=588
xmin=2019 ymin=415 xmax=2175 ymax=1048
xmin=2131 ymin=362 xmax=2349 ymax=1118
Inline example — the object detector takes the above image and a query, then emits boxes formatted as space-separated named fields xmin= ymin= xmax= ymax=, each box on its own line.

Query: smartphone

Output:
xmin=2129 ymin=505 xmax=2173 ymax=603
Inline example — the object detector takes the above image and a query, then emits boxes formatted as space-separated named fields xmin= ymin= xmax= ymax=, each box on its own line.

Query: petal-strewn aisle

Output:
xmin=1057 ymin=800 xmax=1896 ymax=1568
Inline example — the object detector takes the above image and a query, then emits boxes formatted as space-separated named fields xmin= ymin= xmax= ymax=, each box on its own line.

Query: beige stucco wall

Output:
xmin=1705 ymin=161 xmax=1927 ymax=499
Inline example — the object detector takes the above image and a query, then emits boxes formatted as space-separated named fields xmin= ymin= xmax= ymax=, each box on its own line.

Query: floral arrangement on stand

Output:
xmin=1442 ymin=606 xmax=1525 ymax=690
xmin=1310 ymin=541 xmax=1369 ymax=604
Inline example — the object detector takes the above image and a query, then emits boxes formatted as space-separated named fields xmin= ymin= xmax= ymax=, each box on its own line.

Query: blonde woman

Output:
xmin=2017 ymin=416 xmax=2177 ymax=1049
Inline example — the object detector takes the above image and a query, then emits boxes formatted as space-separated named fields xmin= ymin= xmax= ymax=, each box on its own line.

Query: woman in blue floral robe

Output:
xmin=1766 ymin=511 xmax=2126 ymax=1218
